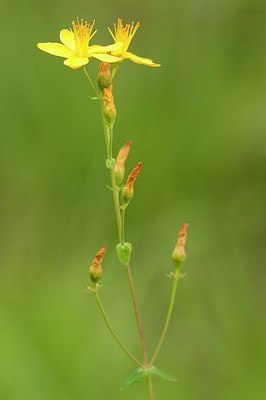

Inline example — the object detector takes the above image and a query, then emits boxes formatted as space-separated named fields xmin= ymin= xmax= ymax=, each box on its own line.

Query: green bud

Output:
xmin=172 ymin=250 xmax=186 ymax=268
xmin=106 ymin=158 xmax=115 ymax=169
xmin=121 ymin=186 xmax=134 ymax=207
xmin=90 ymin=265 xmax=103 ymax=283
xmin=116 ymin=242 xmax=132 ymax=265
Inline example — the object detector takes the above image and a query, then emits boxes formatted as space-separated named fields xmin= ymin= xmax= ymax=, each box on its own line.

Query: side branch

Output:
xmin=95 ymin=291 xmax=142 ymax=366
xmin=151 ymin=276 xmax=179 ymax=364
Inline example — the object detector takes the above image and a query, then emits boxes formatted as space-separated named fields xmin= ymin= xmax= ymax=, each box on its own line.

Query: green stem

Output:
xmin=147 ymin=375 xmax=155 ymax=400
xmin=109 ymin=124 xmax=114 ymax=162
xmin=126 ymin=264 xmax=149 ymax=365
xmin=151 ymin=276 xmax=179 ymax=364
xmin=95 ymin=291 xmax=142 ymax=366
xmin=121 ymin=207 xmax=126 ymax=245
xmin=101 ymin=101 xmax=110 ymax=156
xmin=100 ymin=107 xmax=122 ymax=240
xmin=83 ymin=67 xmax=100 ymax=97
xmin=110 ymin=166 xmax=122 ymax=242
xmin=98 ymin=74 xmax=150 ymax=391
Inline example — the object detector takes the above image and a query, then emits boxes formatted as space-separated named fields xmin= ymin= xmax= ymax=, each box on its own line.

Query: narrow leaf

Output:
xmin=150 ymin=366 xmax=177 ymax=383
xmin=120 ymin=368 xmax=148 ymax=391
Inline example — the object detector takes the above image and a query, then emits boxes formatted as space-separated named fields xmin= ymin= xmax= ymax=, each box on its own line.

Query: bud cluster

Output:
xmin=98 ymin=62 xmax=116 ymax=127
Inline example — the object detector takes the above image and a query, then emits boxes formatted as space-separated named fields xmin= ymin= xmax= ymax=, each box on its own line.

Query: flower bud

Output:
xmin=172 ymin=224 xmax=188 ymax=268
xmin=116 ymin=242 xmax=132 ymax=265
xmin=89 ymin=244 xmax=107 ymax=283
xmin=114 ymin=141 xmax=132 ymax=185
xmin=121 ymin=162 xmax=142 ymax=207
xmin=103 ymin=87 xmax=116 ymax=126
xmin=98 ymin=62 xmax=112 ymax=91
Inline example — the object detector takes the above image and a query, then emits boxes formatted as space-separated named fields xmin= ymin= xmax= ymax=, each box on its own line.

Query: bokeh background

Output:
xmin=1 ymin=0 xmax=266 ymax=399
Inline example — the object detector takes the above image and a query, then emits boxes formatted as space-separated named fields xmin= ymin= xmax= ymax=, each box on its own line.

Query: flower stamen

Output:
xmin=72 ymin=18 xmax=96 ymax=57
xmin=111 ymin=18 xmax=140 ymax=54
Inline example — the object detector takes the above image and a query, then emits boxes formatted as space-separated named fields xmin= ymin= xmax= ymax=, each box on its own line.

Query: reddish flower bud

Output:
xmin=172 ymin=224 xmax=188 ymax=268
xmin=121 ymin=162 xmax=142 ymax=206
xmin=114 ymin=141 xmax=132 ymax=185
xmin=98 ymin=62 xmax=112 ymax=91
xmin=103 ymin=87 xmax=116 ymax=126
xmin=89 ymin=244 xmax=107 ymax=283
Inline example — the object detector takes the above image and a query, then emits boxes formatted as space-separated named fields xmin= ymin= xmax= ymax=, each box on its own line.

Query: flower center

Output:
xmin=72 ymin=18 xmax=96 ymax=57
xmin=113 ymin=18 xmax=140 ymax=54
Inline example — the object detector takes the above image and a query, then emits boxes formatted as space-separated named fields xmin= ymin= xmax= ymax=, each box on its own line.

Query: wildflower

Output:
xmin=108 ymin=18 xmax=161 ymax=67
xmin=90 ymin=244 xmax=107 ymax=283
xmin=121 ymin=162 xmax=142 ymax=206
xmin=114 ymin=141 xmax=132 ymax=185
xmin=172 ymin=224 xmax=188 ymax=267
xmin=37 ymin=19 xmax=122 ymax=69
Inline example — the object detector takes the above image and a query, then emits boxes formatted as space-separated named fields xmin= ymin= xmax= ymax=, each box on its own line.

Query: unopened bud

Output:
xmin=172 ymin=224 xmax=188 ymax=268
xmin=114 ymin=141 xmax=132 ymax=185
xmin=116 ymin=242 xmax=132 ymax=265
xmin=89 ymin=244 xmax=107 ymax=283
xmin=121 ymin=162 xmax=142 ymax=207
xmin=103 ymin=87 xmax=116 ymax=126
xmin=98 ymin=62 xmax=112 ymax=91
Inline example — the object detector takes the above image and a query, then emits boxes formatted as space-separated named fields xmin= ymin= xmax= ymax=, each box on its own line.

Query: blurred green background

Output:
xmin=1 ymin=0 xmax=266 ymax=399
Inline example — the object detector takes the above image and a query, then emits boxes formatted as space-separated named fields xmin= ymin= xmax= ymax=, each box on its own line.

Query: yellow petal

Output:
xmin=92 ymin=53 xmax=122 ymax=63
xmin=60 ymin=29 xmax=75 ymax=51
xmin=37 ymin=42 xmax=74 ymax=58
xmin=63 ymin=56 xmax=89 ymax=69
xmin=100 ymin=42 xmax=123 ymax=52
xmin=126 ymin=52 xmax=161 ymax=67
xmin=87 ymin=42 xmax=122 ymax=55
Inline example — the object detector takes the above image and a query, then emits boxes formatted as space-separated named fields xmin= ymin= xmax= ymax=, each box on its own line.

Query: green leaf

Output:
xmin=150 ymin=366 xmax=177 ymax=383
xmin=119 ymin=368 xmax=148 ymax=391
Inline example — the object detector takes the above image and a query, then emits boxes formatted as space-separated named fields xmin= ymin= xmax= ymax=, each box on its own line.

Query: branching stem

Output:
xmin=95 ymin=291 xmax=142 ymax=366
xmin=151 ymin=276 xmax=179 ymax=364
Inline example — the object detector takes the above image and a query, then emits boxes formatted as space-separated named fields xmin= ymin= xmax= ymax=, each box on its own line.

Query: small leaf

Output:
xmin=88 ymin=96 xmax=99 ymax=101
xmin=120 ymin=368 xmax=148 ymax=391
xmin=150 ymin=366 xmax=177 ymax=383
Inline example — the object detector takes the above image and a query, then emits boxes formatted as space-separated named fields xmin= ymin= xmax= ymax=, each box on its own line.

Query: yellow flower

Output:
xmin=37 ymin=19 xmax=122 ymax=69
xmin=108 ymin=18 xmax=161 ymax=67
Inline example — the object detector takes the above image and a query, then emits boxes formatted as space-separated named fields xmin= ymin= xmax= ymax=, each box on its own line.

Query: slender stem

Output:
xmin=121 ymin=207 xmax=126 ymax=245
xmin=147 ymin=375 xmax=155 ymax=400
xmin=126 ymin=264 xmax=149 ymax=365
xmin=110 ymin=165 xmax=122 ymax=242
xmin=109 ymin=125 xmax=114 ymax=162
xmin=98 ymin=74 xmax=150 ymax=398
xmin=100 ymin=107 xmax=122 ymax=239
xmin=83 ymin=67 xmax=100 ymax=97
xmin=151 ymin=276 xmax=178 ymax=364
xmin=100 ymin=102 xmax=111 ymax=159
xmin=95 ymin=291 xmax=142 ymax=366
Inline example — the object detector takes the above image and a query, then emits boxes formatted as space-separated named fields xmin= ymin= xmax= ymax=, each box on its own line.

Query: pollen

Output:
xmin=72 ymin=18 xmax=96 ymax=56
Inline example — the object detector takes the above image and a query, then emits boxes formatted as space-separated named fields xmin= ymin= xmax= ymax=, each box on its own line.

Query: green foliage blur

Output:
xmin=1 ymin=0 xmax=266 ymax=399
